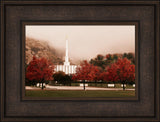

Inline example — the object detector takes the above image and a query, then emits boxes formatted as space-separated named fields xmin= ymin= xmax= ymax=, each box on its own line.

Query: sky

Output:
xmin=26 ymin=25 xmax=135 ymax=62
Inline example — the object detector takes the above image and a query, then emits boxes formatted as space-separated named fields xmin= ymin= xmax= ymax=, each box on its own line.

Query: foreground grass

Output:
xmin=26 ymin=90 xmax=135 ymax=97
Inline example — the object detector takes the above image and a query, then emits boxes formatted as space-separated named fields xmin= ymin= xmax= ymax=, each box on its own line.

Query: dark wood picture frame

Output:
xmin=0 ymin=0 xmax=159 ymax=122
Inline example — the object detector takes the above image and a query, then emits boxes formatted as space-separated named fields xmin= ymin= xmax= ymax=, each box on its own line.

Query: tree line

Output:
xmin=25 ymin=53 xmax=135 ymax=90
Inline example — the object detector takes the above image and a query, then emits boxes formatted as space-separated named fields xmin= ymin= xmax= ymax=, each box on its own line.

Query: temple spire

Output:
xmin=64 ymin=35 xmax=70 ymax=66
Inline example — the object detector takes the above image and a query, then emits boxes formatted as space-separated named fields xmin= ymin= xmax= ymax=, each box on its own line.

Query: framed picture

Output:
xmin=0 ymin=0 xmax=159 ymax=122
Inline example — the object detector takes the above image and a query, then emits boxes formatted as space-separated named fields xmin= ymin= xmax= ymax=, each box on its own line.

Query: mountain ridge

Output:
xmin=25 ymin=37 xmax=64 ymax=65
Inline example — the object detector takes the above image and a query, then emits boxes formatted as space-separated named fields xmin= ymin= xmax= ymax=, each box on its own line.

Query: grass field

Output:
xmin=26 ymin=90 xmax=135 ymax=97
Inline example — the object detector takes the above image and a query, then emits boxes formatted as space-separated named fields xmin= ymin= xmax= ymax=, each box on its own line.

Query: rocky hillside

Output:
xmin=25 ymin=37 xmax=64 ymax=65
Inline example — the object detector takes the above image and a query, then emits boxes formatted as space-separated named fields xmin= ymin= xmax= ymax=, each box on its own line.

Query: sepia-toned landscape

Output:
xmin=25 ymin=25 xmax=135 ymax=98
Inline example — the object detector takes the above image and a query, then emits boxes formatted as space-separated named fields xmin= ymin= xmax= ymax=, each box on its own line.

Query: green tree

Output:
xmin=89 ymin=54 xmax=105 ymax=70
xmin=53 ymin=71 xmax=72 ymax=85
xmin=96 ymin=54 xmax=104 ymax=61
xmin=123 ymin=53 xmax=135 ymax=64
xmin=113 ymin=54 xmax=118 ymax=60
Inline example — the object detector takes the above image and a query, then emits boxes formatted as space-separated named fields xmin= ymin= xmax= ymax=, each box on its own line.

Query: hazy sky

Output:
xmin=26 ymin=25 xmax=135 ymax=62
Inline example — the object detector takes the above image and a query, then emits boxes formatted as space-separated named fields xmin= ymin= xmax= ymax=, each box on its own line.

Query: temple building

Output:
xmin=54 ymin=37 xmax=77 ymax=75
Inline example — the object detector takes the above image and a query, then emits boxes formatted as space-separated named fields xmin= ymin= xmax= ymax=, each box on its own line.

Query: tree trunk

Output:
xmin=42 ymin=82 xmax=44 ymax=90
xmin=83 ymin=80 xmax=86 ymax=90
xmin=95 ymin=81 xmax=97 ymax=86
xmin=123 ymin=81 xmax=125 ymax=91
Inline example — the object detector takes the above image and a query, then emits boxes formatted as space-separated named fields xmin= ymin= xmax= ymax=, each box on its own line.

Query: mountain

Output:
xmin=25 ymin=37 xmax=64 ymax=65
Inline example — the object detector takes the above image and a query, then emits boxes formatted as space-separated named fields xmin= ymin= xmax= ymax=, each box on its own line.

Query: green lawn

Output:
xmin=26 ymin=90 xmax=135 ymax=97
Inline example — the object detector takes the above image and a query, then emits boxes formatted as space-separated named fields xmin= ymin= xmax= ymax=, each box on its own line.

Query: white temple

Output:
xmin=54 ymin=37 xmax=77 ymax=75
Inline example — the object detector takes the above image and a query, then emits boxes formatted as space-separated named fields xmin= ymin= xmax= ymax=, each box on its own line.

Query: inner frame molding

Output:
xmin=21 ymin=21 xmax=139 ymax=101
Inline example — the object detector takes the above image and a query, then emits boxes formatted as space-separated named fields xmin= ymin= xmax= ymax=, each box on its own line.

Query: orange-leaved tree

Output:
xmin=26 ymin=56 xmax=54 ymax=90
xmin=72 ymin=60 xmax=100 ymax=90
xmin=106 ymin=58 xmax=135 ymax=90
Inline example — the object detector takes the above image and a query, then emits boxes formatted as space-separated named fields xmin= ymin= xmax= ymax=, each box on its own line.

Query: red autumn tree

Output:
xmin=26 ymin=56 xmax=54 ymax=89
xmin=106 ymin=58 xmax=135 ymax=90
xmin=72 ymin=60 xmax=100 ymax=90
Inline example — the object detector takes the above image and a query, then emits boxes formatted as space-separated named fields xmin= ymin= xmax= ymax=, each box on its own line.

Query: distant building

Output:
xmin=54 ymin=37 xmax=77 ymax=75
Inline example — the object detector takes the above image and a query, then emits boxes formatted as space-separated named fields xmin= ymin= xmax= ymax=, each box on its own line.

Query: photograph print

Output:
xmin=25 ymin=25 xmax=136 ymax=98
